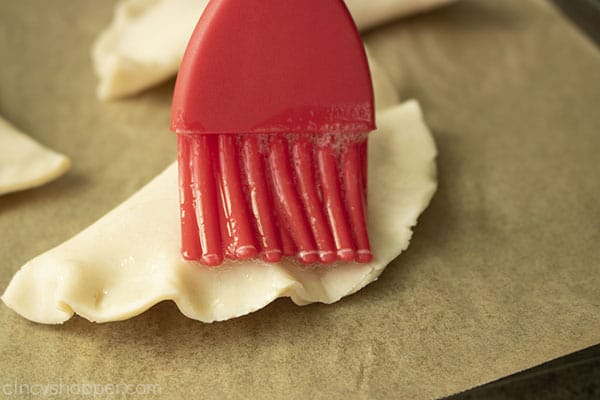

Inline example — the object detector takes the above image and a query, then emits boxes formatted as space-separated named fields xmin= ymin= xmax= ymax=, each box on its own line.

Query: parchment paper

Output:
xmin=0 ymin=1 xmax=598 ymax=399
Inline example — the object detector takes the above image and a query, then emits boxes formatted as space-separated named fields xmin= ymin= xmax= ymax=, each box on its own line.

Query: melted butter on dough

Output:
xmin=93 ymin=0 xmax=457 ymax=100
xmin=1 ymin=100 xmax=437 ymax=324
xmin=0 ymin=116 xmax=70 ymax=196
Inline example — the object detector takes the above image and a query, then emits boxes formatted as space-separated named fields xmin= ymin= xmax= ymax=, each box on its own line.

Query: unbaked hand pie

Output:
xmin=0 ymin=115 xmax=70 ymax=196
xmin=2 ymin=62 xmax=437 ymax=323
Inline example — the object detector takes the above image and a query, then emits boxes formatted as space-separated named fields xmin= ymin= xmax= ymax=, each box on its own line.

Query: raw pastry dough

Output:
xmin=346 ymin=0 xmax=457 ymax=30
xmin=0 ymin=115 xmax=70 ymax=196
xmin=1 ymin=100 xmax=437 ymax=324
xmin=93 ymin=0 xmax=457 ymax=100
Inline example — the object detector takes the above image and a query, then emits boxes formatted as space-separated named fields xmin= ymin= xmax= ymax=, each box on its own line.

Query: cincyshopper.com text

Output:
xmin=3 ymin=380 xmax=161 ymax=397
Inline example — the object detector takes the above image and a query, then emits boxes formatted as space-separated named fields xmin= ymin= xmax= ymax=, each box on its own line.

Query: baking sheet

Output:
xmin=0 ymin=0 xmax=599 ymax=399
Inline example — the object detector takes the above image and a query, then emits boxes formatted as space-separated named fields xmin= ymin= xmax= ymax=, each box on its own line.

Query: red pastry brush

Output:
xmin=171 ymin=0 xmax=375 ymax=266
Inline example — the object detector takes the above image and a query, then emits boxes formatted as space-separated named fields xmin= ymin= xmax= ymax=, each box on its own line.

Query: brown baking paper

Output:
xmin=0 ymin=0 xmax=598 ymax=399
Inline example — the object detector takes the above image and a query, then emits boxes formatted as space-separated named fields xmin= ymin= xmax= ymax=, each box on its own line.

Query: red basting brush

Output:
xmin=171 ymin=0 xmax=375 ymax=266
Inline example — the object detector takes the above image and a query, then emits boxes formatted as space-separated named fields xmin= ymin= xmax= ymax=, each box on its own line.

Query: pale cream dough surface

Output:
xmin=0 ymin=115 xmax=70 ymax=196
xmin=2 ymin=99 xmax=437 ymax=324
xmin=93 ymin=0 xmax=457 ymax=100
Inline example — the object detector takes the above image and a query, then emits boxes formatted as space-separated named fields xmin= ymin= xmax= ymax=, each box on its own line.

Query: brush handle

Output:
xmin=171 ymin=0 xmax=374 ymax=135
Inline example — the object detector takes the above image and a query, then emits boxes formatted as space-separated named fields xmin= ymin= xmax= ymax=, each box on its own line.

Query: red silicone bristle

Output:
xmin=342 ymin=142 xmax=372 ymax=263
xmin=216 ymin=169 xmax=237 ymax=260
xmin=268 ymin=137 xmax=319 ymax=264
xmin=217 ymin=135 xmax=258 ymax=260
xmin=359 ymin=141 xmax=368 ymax=198
xmin=178 ymin=135 xmax=202 ymax=261
xmin=317 ymin=140 xmax=356 ymax=262
xmin=292 ymin=139 xmax=337 ymax=264
xmin=241 ymin=136 xmax=283 ymax=263
xmin=190 ymin=135 xmax=223 ymax=266
xmin=210 ymin=134 xmax=238 ymax=260
xmin=180 ymin=132 xmax=373 ymax=266
xmin=275 ymin=205 xmax=298 ymax=257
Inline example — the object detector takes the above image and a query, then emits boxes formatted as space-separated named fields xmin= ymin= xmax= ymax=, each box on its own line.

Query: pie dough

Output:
xmin=347 ymin=0 xmax=457 ymax=30
xmin=0 ymin=115 xmax=70 ymax=196
xmin=1 ymin=100 xmax=437 ymax=324
xmin=93 ymin=0 xmax=457 ymax=100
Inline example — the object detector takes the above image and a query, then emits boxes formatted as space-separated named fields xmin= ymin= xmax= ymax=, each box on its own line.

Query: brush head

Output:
xmin=171 ymin=0 xmax=375 ymax=135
